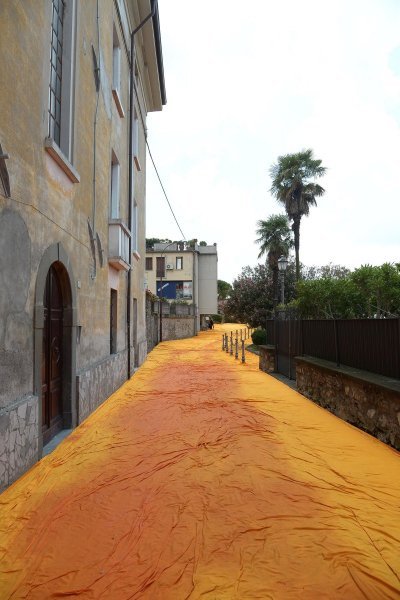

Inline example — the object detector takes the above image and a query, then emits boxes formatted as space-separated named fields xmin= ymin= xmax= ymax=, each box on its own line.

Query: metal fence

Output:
xmin=266 ymin=318 xmax=400 ymax=380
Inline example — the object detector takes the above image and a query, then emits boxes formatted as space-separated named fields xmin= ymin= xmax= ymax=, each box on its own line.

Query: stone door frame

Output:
xmin=34 ymin=243 xmax=78 ymax=458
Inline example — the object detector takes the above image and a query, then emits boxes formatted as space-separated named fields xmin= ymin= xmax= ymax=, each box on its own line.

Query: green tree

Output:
xmin=255 ymin=214 xmax=292 ymax=309
xmin=224 ymin=262 xmax=297 ymax=326
xmin=146 ymin=238 xmax=172 ymax=248
xmin=295 ymin=262 xmax=400 ymax=319
xmin=270 ymin=149 xmax=326 ymax=281
xmin=217 ymin=279 xmax=232 ymax=300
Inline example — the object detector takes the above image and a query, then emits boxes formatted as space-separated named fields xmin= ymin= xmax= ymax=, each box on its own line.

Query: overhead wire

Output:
xmin=131 ymin=55 xmax=187 ymax=242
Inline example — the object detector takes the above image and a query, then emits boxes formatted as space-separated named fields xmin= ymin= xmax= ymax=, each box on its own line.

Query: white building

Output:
xmin=145 ymin=242 xmax=218 ymax=331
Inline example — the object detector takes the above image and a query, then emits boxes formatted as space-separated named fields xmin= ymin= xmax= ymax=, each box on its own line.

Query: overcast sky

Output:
xmin=145 ymin=0 xmax=400 ymax=284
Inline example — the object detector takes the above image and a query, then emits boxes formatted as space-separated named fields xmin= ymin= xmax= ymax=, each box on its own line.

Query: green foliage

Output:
xmin=296 ymin=263 xmax=400 ymax=318
xmin=145 ymin=237 xmax=172 ymax=248
xmin=199 ymin=241 xmax=207 ymax=246
xmin=255 ymin=214 xmax=292 ymax=264
xmin=218 ymin=279 xmax=232 ymax=300
xmin=255 ymin=214 xmax=293 ymax=307
xmin=269 ymin=149 xmax=326 ymax=281
xmin=211 ymin=314 xmax=222 ymax=323
xmin=224 ymin=262 xmax=297 ymax=327
xmin=251 ymin=329 xmax=267 ymax=345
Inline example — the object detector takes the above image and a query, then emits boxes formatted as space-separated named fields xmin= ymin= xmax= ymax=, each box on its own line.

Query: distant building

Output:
xmin=145 ymin=242 xmax=218 ymax=331
xmin=0 ymin=0 xmax=166 ymax=490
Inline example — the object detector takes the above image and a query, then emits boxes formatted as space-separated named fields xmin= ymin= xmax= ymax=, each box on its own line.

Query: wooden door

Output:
xmin=42 ymin=266 xmax=63 ymax=445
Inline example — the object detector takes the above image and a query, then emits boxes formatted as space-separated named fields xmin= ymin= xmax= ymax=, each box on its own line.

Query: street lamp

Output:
xmin=277 ymin=255 xmax=289 ymax=305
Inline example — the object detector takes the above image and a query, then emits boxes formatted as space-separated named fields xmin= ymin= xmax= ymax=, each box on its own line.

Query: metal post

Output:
xmin=230 ymin=334 xmax=233 ymax=355
xmin=225 ymin=334 xmax=229 ymax=353
xmin=241 ymin=340 xmax=245 ymax=363
xmin=235 ymin=337 xmax=238 ymax=359
xmin=240 ymin=329 xmax=242 ymax=341
xmin=222 ymin=334 xmax=225 ymax=350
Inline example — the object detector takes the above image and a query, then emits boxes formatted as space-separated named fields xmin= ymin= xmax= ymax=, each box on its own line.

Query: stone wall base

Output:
xmin=76 ymin=350 xmax=128 ymax=423
xmin=258 ymin=345 xmax=276 ymax=373
xmin=0 ymin=394 xmax=39 ymax=492
xmin=296 ymin=358 xmax=400 ymax=450
xmin=162 ymin=316 xmax=195 ymax=341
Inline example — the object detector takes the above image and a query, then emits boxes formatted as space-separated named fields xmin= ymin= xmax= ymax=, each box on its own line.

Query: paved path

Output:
xmin=1 ymin=324 xmax=399 ymax=599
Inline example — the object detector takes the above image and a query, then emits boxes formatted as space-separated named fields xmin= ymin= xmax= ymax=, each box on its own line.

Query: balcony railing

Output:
xmin=108 ymin=220 xmax=131 ymax=271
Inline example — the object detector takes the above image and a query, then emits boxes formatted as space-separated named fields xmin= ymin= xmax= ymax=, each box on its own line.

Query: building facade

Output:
xmin=145 ymin=242 xmax=218 ymax=331
xmin=0 ymin=0 xmax=166 ymax=490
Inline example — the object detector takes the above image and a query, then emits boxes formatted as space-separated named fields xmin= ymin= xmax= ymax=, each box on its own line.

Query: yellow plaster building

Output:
xmin=0 ymin=0 xmax=166 ymax=490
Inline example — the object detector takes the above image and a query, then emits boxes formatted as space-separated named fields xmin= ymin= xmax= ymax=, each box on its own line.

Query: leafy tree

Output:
xmin=295 ymin=263 xmax=400 ymax=318
xmin=199 ymin=241 xmax=207 ymax=246
xmin=224 ymin=262 xmax=297 ymax=326
xmin=255 ymin=214 xmax=292 ymax=309
xmin=302 ymin=263 xmax=350 ymax=280
xmin=146 ymin=237 xmax=172 ymax=248
xmin=270 ymin=149 xmax=326 ymax=281
xmin=351 ymin=263 xmax=400 ymax=317
xmin=217 ymin=279 xmax=232 ymax=300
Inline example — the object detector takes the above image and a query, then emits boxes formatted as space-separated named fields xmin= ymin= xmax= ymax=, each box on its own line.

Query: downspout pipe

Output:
xmin=127 ymin=3 xmax=157 ymax=380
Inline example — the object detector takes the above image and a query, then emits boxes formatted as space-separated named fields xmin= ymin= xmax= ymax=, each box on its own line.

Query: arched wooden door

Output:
xmin=42 ymin=265 xmax=63 ymax=445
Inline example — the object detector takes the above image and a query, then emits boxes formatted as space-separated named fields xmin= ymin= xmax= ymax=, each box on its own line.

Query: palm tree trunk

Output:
xmin=292 ymin=217 xmax=301 ymax=281
xmin=272 ymin=266 xmax=278 ymax=310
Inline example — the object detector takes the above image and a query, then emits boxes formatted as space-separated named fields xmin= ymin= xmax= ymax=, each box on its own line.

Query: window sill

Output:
xmin=44 ymin=138 xmax=80 ymax=183
xmin=132 ymin=250 xmax=141 ymax=261
xmin=134 ymin=156 xmax=141 ymax=171
xmin=112 ymin=88 xmax=125 ymax=118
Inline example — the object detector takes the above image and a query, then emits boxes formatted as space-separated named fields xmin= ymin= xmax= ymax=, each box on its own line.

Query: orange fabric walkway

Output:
xmin=1 ymin=324 xmax=399 ymax=599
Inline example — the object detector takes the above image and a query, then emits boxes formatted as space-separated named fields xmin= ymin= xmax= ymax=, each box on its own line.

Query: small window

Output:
xmin=176 ymin=257 xmax=183 ymax=270
xmin=112 ymin=24 xmax=124 ymax=118
xmin=156 ymin=257 xmax=165 ymax=278
xmin=110 ymin=289 xmax=117 ymax=354
xmin=145 ymin=257 xmax=153 ymax=271
xmin=110 ymin=150 xmax=120 ymax=218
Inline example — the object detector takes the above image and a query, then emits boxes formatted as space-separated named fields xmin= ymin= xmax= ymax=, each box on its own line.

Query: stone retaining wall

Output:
xmin=146 ymin=296 xmax=195 ymax=350
xmin=258 ymin=345 xmax=276 ymax=373
xmin=76 ymin=350 xmax=127 ymax=423
xmin=0 ymin=394 xmax=38 ymax=491
xmin=296 ymin=357 xmax=400 ymax=450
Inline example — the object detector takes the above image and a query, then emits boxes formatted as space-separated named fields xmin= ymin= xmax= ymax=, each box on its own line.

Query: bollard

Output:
xmin=222 ymin=334 xmax=225 ymax=351
xmin=225 ymin=334 xmax=229 ymax=353
xmin=230 ymin=334 xmax=233 ymax=355
xmin=241 ymin=340 xmax=245 ymax=363
xmin=235 ymin=338 xmax=238 ymax=359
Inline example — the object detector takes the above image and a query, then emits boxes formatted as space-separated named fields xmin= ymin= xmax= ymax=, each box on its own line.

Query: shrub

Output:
xmin=211 ymin=314 xmax=222 ymax=323
xmin=251 ymin=329 xmax=266 ymax=345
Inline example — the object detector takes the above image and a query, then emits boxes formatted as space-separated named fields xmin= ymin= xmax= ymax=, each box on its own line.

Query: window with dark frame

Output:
xmin=156 ymin=257 xmax=165 ymax=278
xmin=49 ymin=0 xmax=65 ymax=146
xmin=145 ymin=257 xmax=153 ymax=271
xmin=110 ymin=289 xmax=117 ymax=354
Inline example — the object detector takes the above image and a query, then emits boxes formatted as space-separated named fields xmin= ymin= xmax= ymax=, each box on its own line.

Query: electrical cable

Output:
xmin=145 ymin=140 xmax=186 ymax=241
xmin=130 ymin=53 xmax=187 ymax=242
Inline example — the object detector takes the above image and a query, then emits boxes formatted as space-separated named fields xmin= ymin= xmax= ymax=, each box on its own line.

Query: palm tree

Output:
xmin=255 ymin=214 xmax=292 ymax=309
xmin=270 ymin=149 xmax=326 ymax=281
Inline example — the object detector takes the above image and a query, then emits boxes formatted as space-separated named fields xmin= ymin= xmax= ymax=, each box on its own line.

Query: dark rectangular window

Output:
xmin=49 ymin=0 xmax=65 ymax=146
xmin=146 ymin=257 xmax=153 ymax=270
xmin=156 ymin=257 xmax=165 ymax=278
xmin=110 ymin=289 xmax=117 ymax=354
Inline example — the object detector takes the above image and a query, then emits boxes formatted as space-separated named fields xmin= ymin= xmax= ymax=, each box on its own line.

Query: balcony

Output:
xmin=108 ymin=220 xmax=131 ymax=271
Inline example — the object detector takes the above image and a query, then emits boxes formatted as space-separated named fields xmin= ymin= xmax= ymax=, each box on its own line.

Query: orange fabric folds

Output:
xmin=1 ymin=324 xmax=399 ymax=599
